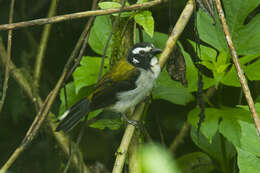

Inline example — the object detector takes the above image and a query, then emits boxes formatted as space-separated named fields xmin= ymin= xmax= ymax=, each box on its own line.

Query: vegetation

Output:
xmin=0 ymin=0 xmax=260 ymax=173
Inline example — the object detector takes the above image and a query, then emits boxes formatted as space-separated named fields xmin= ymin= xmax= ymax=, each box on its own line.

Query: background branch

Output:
xmin=33 ymin=0 xmax=58 ymax=92
xmin=0 ymin=0 xmax=162 ymax=31
xmin=215 ymin=0 xmax=260 ymax=136
xmin=0 ymin=0 xmax=15 ymax=113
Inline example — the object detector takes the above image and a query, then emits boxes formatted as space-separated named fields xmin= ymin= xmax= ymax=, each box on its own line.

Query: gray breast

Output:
xmin=108 ymin=59 xmax=160 ymax=113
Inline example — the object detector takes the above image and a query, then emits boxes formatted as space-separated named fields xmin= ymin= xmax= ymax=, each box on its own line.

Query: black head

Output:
xmin=127 ymin=42 xmax=162 ymax=70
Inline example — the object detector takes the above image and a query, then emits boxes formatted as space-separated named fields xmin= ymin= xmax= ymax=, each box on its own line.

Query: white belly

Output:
xmin=108 ymin=58 xmax=160 ymax=113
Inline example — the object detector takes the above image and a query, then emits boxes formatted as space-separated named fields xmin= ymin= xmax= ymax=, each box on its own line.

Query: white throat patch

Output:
xmin=132 ymin=46 xmax=152 ymax=54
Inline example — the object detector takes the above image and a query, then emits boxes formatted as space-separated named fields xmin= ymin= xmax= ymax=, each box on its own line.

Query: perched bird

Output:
xmin=56 ymin=42 xmax=162 ymax=133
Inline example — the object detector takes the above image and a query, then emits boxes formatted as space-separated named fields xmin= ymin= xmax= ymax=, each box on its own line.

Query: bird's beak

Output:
xmin=151 ymin=48 xmax=162 ymax=55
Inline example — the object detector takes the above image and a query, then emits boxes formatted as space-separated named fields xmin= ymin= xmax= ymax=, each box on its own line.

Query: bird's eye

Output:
xmin=139 ymin=50 xmax=145 ymax=54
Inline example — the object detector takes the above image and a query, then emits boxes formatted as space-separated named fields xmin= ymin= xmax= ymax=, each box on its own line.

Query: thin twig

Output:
xmin=112 ymin=1 xmax=195 ymax=172
xmin=169 ymin=121 xmax=190 ymax=153
xmin=0 ymin=0 xmax=162 ymax=31
xmin=215 ymin=0 xmax=260 ymax=136
xmin=0 ymin=0 xmax=15 ymax=113
xmin=33 ymin=0 xmax=58 ymax=91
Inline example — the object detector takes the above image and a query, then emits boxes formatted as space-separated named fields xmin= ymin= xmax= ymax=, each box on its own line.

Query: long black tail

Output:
xmin=56 ymin=99 xmax=91 ymax=133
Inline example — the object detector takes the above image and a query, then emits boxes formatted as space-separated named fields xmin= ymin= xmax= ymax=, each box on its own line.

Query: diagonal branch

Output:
xmin=215 ymin=0 xmax=260 ymax=136
xmin=0 ymin=0 xmax=15 ymax=113
xmin=0 ymin=0 xmax=162 ymax=31
xmin=112 ymin=0 xmax=195 ymax=172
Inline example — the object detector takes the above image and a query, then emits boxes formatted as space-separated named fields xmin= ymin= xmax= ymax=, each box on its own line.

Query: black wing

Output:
xmin=89 ymin=68 xmax=140 ymax=110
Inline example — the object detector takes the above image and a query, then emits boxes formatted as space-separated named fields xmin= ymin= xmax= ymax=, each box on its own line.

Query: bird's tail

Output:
xmin=56 ymin=99 xmax=91 ymax=133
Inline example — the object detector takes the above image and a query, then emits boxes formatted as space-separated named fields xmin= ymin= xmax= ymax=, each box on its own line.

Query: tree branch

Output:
xmin=0 ymin=0 xmax=162 ymax=31
xmin=215 ymin=0 xmax=260 ymax=136
xmin=33 ymin=0 xmax=58 ymax=92
xmin=112 ymin=103 xmax=145 ymax=173
xmin=0 ymin=0 xmax=15 ymax=113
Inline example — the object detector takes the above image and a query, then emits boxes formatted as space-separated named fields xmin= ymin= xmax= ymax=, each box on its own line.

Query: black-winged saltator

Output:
xmin=56 ymin=42 xmax=162 ymax=133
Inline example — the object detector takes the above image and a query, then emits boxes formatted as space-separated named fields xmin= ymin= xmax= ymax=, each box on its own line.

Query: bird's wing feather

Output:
xmin=88 ymin=60 xmax=140 ymax=110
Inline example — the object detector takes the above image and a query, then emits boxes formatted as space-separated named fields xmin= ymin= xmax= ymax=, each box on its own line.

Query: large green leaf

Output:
xmin=73 ymin=56 xmax=109 ymax=93
xmin=244 ymin=58 xmax=260 ymax=81
xmin=134 ymin=11 xmax=154 ymax=38
xmin=136 ymin=30 xmax=168 ymax=49
xmin=191 ymin=127 xmax=236 ymax=165
xmin=188 ymin=107 xmax=252 ymax=144
xmin=89 ymin=15 xmax=113 ymax=56
xmin=197 ymin=0 xmax=260 ymax=55
xmin=197 ymin=9 xmax=227 ymax=51
xmin=152 ymin=69 xmax=194 ymax=105
xmin=237 ymin=120 xmax=260 ymax=156
xmin=188 ymin=108 xmax=220 ymax=142
xmin=237 ymin=148 xmax=260 ymax=173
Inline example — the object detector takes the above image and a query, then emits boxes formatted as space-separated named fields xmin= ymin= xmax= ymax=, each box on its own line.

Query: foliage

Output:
xmin=56 ymin=0 xmax=260 ymax=172
xmin=1 ymin=0 xmax=260 ymax=172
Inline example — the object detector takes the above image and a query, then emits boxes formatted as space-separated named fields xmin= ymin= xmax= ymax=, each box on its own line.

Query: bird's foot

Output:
xmin=122 ymin=114 xmax=139 ymax=128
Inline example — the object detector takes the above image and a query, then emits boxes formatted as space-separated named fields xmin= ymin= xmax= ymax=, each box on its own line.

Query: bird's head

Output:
xmin=127 ymin=42 xmax=162 ymax=70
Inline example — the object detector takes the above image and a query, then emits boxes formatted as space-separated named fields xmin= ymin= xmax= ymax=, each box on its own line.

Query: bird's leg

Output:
xmin=121 ymin=113 xmax=139 ymax=128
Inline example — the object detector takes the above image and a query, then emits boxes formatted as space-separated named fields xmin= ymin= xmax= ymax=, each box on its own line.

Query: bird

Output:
xmin=56 ymin=42 xmax=162 ymax=133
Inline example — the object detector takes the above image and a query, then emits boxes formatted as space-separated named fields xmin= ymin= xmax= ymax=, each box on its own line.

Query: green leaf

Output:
xmin=98 ymin=2 xmax=121 ymax=9
xmin=98 ymin=2 xmax=134 ymax=17
xmin=197 ymin=9 xmax=227 ymax=51
xmin=199 ymin=61 xmax=214 ymax=70
xmin=152 ymin=69 xmax=194 ymax=105
xmin=191 ymin=127 xmax=236 ymax=163
xmin=178 ymin=42 xmax=215 ymax=91
xmin=237 ymin=120 xmax=260 ymax=156
xmin=89 ymin=15 xmax=113 ymax=56
xmin=221 ymin=66 xmax=240 ymax=87
xmin=176 ymin=152 xmax=214 ymax=173
xmin=237 ymin=14 xmax=260 ymax=54
xmin=136 ymin=31 xmax=168 ymax=49
xmin=188 ymin=108 xmax=220 ymax=142
xmin=244 ymin=58 xmax=260 ymax=81
xmin=197 ymin=0 xmax=260 ymax=55
xmin=134 ymin=11 xmax=154 ymax=37
xmin=237 ymin=148 xmax=260 ymax=173
xmin=189 ymin=107 xmax=251 ymax=144
xmin=219 ymin=118 xmax=241 ymax=147
xmin=90 ymin=118 xmax=121 ymax=130
xmin=188 ymin=40 xmax=217 ymax=62
xmin=139 ymin=144 xmax=181 ymax=173
xmin=73 ymin=56 xmax=109 ymax=93
xmin=137 ymin=0 xmax=148 ymax=3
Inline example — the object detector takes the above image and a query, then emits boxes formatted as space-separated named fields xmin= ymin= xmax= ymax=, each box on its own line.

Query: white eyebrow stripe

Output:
xmin=132 ymin=46 xmax=152 ymax=54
